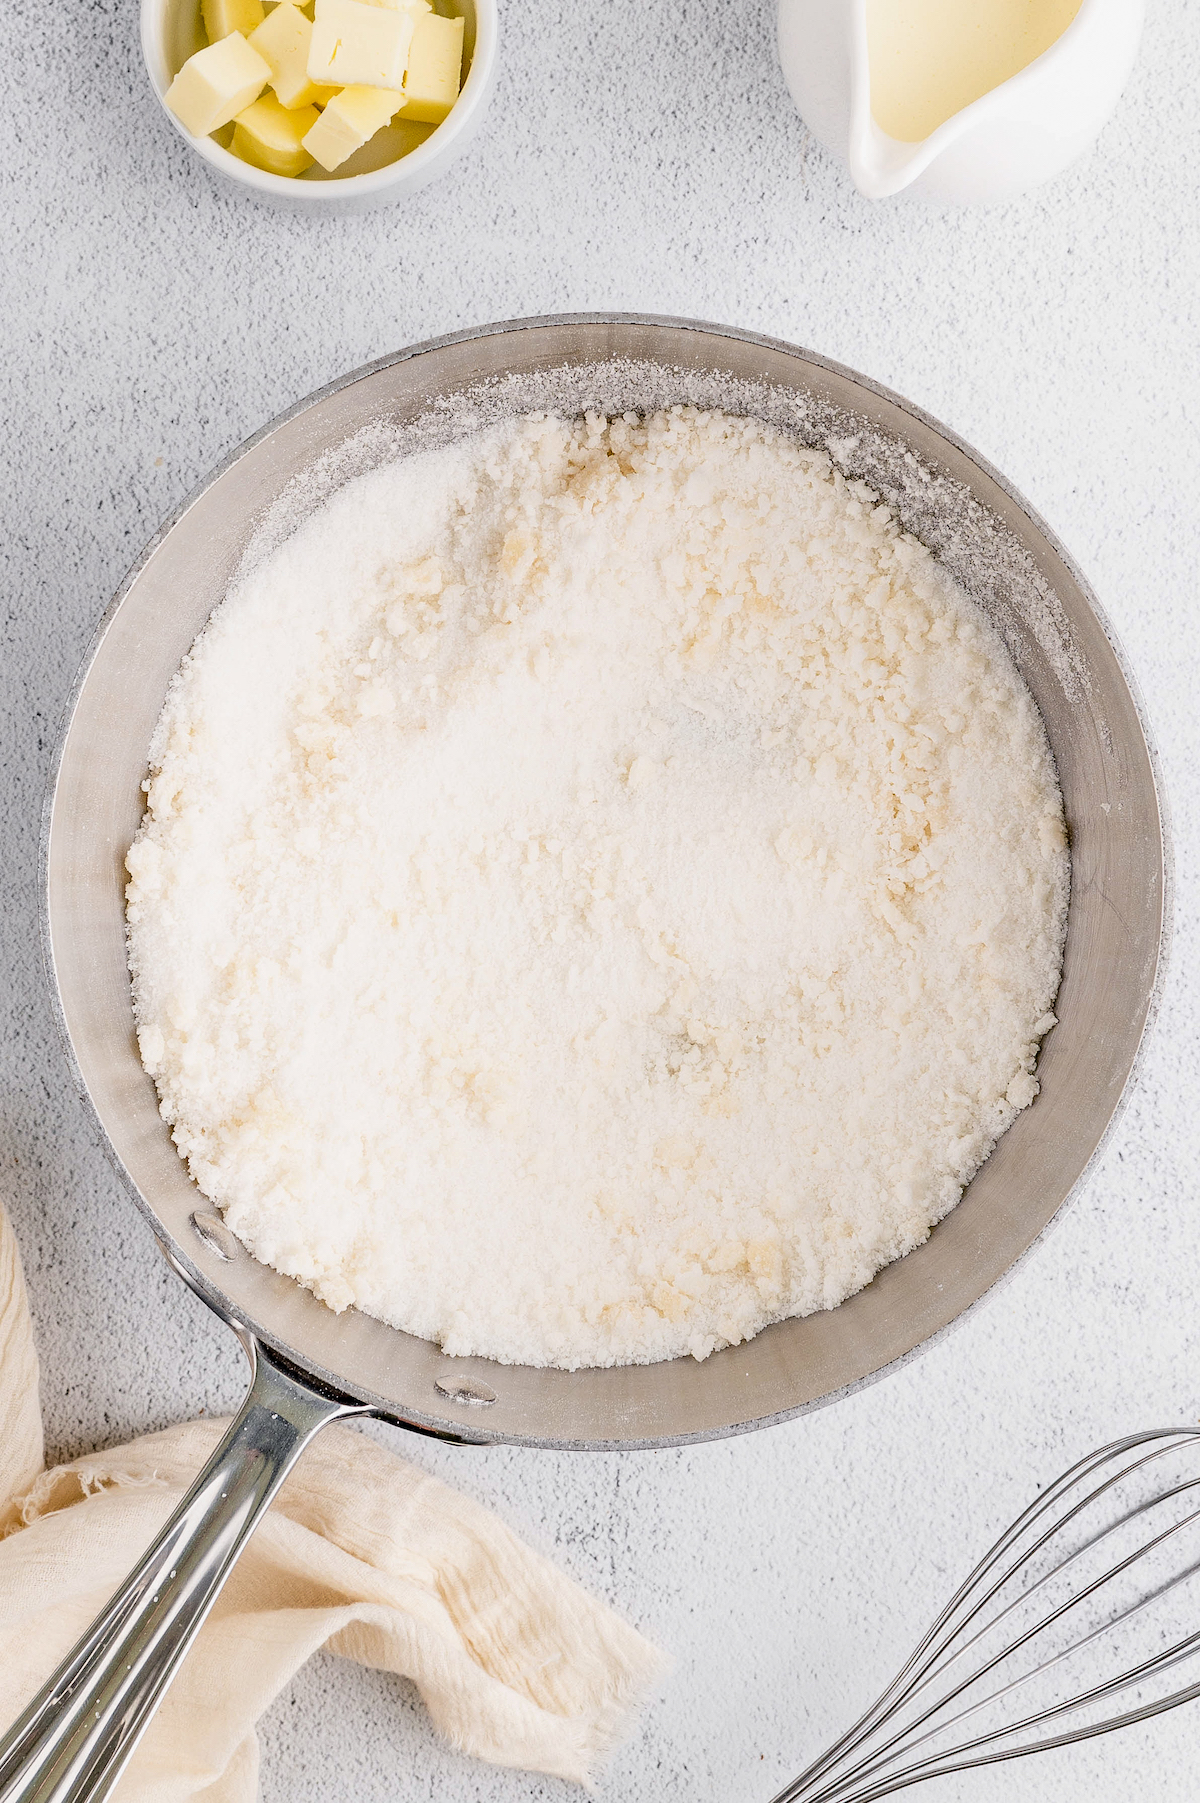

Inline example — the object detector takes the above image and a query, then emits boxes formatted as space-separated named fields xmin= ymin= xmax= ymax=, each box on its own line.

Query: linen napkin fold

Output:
xmin=0 ymin=1200 xmax=667 ymax=1800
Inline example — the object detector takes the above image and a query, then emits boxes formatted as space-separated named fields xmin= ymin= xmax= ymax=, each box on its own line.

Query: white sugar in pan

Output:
xmin=29 ymin=315 xmax=1166 ymax=1803
xmin=126 ymin=406 xmax=1069 ymax=1372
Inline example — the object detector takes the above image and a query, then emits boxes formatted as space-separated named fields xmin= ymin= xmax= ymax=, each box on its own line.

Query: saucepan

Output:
xmin=7 ymin=315 xmax=1168 ymax=1803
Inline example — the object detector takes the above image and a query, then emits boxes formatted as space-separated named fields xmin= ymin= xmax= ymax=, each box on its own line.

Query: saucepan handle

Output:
xmin=0 ymin=1340 xmax=365 ymax=1803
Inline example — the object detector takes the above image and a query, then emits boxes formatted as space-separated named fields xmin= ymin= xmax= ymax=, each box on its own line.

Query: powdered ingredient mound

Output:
xmin=126 ymin=409 xmax=1069 ymax=1369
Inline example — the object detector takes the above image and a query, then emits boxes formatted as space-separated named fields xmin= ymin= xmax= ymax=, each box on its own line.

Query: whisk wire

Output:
xmin=832 ymin=1484 xmax=1200 ymax=1796
xmin=902 ymin=1462 xmax=1200 ymax=1705
xmin=784 ymin=1434 xmax=1186 ymax=1799
xmin=798 ymin=1567 xmax=1200 ymax=1803
xmin=778 ymin=1436 xmax=1178 ymax=1799
xmin=800 ymin=1640 xmax=1200 ymax=1803
xmin=773 ymin=1430 xmax=1200 ymax=1803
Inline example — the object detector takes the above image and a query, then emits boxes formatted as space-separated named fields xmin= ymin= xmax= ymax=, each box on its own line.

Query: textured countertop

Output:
xmin=3 ymin=0 xmax=1200 ymax=1798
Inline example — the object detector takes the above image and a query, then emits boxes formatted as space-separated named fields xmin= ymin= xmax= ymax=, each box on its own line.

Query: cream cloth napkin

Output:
xmin=0 ymin=1201 xmax=667 ymax=1799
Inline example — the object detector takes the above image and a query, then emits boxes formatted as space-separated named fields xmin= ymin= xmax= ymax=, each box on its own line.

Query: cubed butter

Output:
xmin=394 ymin=11 xmax=462 ymax=122
xmin=231 ymin=92 xmax=318 ymax=173
xmin=165 ymin=33 xmax=271 ymax=136
xmin=363 ymin=0 xmax=432 ymax=12
xmin=201 ymin=0 xmax=265 ymax=42
xmin=248 ymin=3 xmax=338 ymax=107
xmin=301 ymin=82 xmax=401 ymax=168
xmin=307 ymin=0 xmax=413 ymax=90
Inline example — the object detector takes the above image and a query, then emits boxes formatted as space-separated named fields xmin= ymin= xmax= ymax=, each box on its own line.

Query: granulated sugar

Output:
xmin=125 ymin=408 xmax=1068 ymax=1368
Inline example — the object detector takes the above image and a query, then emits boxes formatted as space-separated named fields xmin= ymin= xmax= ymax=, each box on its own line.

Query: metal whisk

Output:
xmin=774 ymin=1429 xmax=1200 ymax=1802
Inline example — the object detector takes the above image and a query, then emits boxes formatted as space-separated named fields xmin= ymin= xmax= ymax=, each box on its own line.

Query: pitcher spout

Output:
xmin=846 ymin=0 xmax=973 ymax=198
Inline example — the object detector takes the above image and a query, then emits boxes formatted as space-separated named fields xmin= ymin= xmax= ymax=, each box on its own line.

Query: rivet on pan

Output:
xmin=434 ymin=1373 xmax=497 ymax=1407
xmin=190 ymin=1210 xmax=239 ymax=1262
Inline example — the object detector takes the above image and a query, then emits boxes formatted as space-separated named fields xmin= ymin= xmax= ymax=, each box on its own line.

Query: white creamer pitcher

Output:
xmin=777 ymin=0 xmax=1144 ymax=203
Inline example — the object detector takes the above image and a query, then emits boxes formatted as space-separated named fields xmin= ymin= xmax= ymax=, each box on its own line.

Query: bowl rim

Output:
xmin=139 ymin=0 xmax=498 ymax=201
xmin=41 ymin=313 xmax=1173 ymax=1448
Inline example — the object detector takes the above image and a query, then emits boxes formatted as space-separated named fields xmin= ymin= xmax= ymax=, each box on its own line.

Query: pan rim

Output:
xmin=40 ymin=311 xmax=1174 ymax=1449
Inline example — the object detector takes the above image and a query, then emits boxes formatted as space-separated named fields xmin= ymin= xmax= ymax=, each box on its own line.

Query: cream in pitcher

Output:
xmin=777 ymin=0 xmax=1144 ymax=202
xmin=866 ymin=0 xmax=1083 ymax=143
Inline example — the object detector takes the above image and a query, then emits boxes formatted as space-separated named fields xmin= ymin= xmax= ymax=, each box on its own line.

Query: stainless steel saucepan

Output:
xmin=7 ymin=315 xmax=1168 ymax=1803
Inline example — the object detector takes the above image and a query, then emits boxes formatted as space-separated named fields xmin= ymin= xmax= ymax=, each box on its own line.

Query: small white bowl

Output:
xmin=141 ymin=0 xmax=498 ymax=212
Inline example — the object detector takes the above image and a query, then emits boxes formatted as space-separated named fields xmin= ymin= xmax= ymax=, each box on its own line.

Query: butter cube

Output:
xmin=248 ymin=3 xmax=337 ymax=107
xmin=301 ymin=83 xmax=401 ymax=169
xmin=165 ymin=33 xmax=271 ymax=136
xmin=231 ymin=92 xmax=318 ymax=173
xmin=394 ymin=11 xmax=462 ymax=123
xmin=201 ymin=0 xmax=265 ymax=41
xmin=307 ymin=0 xmax=413 ymax=90
xmin=364 ymin=0 xmax=432 ymax=11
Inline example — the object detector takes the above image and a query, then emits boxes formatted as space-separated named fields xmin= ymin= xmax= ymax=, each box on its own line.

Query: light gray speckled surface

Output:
xmin=3 ymin=0 xmax=1200 ymax=1798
